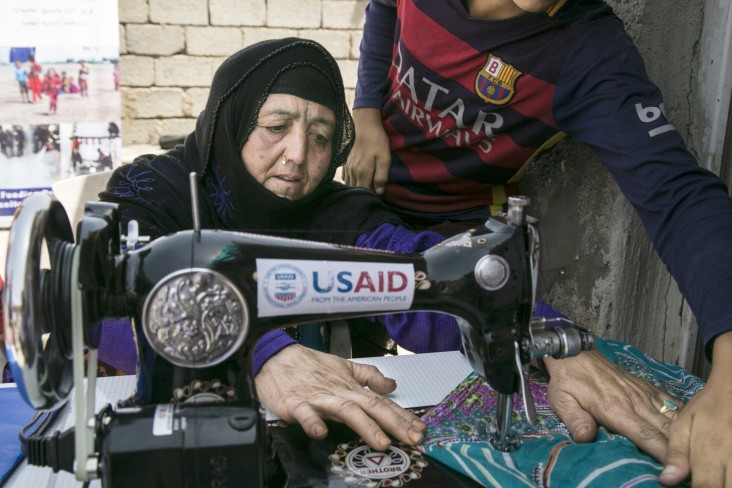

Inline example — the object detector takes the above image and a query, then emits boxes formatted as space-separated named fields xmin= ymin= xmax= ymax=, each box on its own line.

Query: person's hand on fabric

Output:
xmin=543 ymin=349 xmax=682 ymax=463
xmin=344 ymin=108 xmax=392 ymax=194
xmin=255 ymin=344 xmax=426 ymax=450
xmin=659 ymin=330 xmax=732 ymax=487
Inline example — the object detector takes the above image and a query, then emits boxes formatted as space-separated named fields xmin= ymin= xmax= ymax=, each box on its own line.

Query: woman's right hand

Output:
xmin=344 ymin=108 xmax=392 ymax=194
xmin=255 ymin=344 xmax=426 ymax=451
xmin=544 ymin=349 xmax=681 ymax=462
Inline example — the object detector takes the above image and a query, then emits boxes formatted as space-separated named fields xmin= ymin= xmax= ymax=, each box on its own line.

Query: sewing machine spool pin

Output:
xmin=189 ymin=171 xmax=201 ymax=234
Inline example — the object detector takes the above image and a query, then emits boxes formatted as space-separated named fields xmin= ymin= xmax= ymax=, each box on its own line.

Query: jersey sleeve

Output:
xmin=354 ymin=0 xmax=398 ymax=109
xmin=553 ymin=17 xmax=732 ymax=351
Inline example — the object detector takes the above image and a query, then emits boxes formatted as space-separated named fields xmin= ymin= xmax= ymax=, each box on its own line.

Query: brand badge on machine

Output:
xmin=329 ymin=440 xmax=428 ymax=486
xmin=475 ymin=54 xmax=521 ymax=106
xmin=256 ymin=259 xmax=415 ymax=317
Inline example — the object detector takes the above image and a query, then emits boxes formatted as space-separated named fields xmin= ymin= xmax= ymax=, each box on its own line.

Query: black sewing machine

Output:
xmin=3 ymin=179 xmax=593 ymax=487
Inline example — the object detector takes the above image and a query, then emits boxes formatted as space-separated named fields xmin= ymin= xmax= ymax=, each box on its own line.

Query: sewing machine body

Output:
xmin=117 ymin=218 xmax=532 ymax=403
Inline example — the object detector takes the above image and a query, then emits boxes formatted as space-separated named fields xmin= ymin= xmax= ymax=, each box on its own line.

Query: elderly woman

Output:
xmin=99 ymin=38 xmax=694 ymax=475
xmin=100 ymin=38 xmax=429 ymax=449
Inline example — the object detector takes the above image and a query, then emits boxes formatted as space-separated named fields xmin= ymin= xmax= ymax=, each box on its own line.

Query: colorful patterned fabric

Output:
xmin=419 ymin=339 xmax=704 ymax=487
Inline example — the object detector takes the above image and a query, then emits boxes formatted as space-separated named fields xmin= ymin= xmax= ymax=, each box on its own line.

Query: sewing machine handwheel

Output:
xmin=3 ymin=193 xmax=75 ymax=410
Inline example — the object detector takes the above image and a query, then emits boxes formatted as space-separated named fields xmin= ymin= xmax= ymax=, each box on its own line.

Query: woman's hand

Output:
xmin=660 ymin=330 xmax=732 ymax=487
xmin=255 ymin=344 xmax=426 ymax=451
xmin=543 ymin=349 xmax=682 ymax=463
xmin=344 ymin=108 xmax=392 ymax=194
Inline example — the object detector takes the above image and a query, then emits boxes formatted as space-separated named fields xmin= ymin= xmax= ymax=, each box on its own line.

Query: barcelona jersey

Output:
xmin=355 ymin=0 xmax=732 ymax=348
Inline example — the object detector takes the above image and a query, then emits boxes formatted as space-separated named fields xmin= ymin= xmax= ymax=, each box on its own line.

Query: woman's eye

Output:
xmin=266 ymin=124 xmax=287 ymax=134
xmin=311 ymin=133 xmax=330 ymax=147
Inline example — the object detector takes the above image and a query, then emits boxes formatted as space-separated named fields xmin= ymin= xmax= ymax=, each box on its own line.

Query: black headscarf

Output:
xmin=102 ymin=38 xmax=402 ymax=243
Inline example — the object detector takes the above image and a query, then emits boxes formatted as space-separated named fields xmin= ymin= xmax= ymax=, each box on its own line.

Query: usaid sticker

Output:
xmin=257 ymin=259 xmax=415 ymax=317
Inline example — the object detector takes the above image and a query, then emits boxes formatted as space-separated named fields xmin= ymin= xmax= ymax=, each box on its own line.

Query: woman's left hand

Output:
xmin=543 ymin=349 xmax=682 ymax=463
xmin=255 ymin=344 xmax=426 ymax=451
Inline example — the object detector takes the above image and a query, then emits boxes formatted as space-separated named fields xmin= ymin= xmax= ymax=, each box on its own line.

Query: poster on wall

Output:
xmin=0 ymin=0 xmax=120 ymax=228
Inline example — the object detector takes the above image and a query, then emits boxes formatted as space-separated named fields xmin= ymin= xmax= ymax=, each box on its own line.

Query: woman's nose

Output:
xmin=283 ymin=130 xmax=307 ymax=165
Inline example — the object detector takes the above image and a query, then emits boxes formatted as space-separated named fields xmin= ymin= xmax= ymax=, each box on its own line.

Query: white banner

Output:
xmin=0 ymin=0 xmax=120 ymax=227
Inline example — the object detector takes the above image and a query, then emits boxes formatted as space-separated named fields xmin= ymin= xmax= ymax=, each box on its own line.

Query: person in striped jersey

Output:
xmin=346 ymin=1 xmax=732 ymax=485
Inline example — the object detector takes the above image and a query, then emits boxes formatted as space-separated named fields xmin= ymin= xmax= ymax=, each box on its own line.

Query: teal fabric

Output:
xmin=419 ymin=339 xmax=704 ymax=487
xmin=299 ymin=323 xmax=327 ymax=352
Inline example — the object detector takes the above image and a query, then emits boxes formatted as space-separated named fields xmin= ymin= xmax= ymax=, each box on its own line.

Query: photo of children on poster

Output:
xmin=0 ymin=0 xmax=120 ymax=225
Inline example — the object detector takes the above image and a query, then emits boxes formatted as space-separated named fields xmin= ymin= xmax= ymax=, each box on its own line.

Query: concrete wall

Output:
xmin=523 ymin=0 xmax=713 ymax=367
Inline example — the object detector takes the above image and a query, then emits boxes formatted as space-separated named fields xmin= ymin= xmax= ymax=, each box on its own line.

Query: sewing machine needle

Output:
xmin=495 ymin=392 xmax=514 ymax=449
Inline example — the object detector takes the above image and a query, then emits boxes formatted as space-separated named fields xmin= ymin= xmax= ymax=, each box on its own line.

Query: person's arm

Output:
xmin=533 ymin=299 xmax=685 ymax=465
xmin=345 ymin=0 xmax=397 ymax=193
xmin=553 ymin=18 xmax=732 ymax=484
xmin=251 ymin=331 xmax=297 ymax=375
xmin=554 ymin=18 xmax=732 ymax=354
xmin=102 ymin=159 xmax=422 ymax=448
xmin=541 ymin=337 xmax=732 ymax=484
xmin=353 ymin=0 xmax=396 ymax=111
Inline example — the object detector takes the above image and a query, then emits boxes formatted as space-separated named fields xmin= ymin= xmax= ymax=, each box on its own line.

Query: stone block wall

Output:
xmin=119 ymin=0 xmax=367 ymax=145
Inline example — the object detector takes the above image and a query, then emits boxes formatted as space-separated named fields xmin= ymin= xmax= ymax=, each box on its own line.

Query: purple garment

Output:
xmin=534 ymin=299 xmax=568 ymax=321
xmin=355 ymin=223 xmax=463 ymax=352
xmin=252 ymin=331 xmax=297 ymax=375
xmin=98 ymin=319 xmax=138 ymax=374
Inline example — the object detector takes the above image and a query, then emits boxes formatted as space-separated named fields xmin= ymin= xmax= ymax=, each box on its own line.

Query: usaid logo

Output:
xmin=262 ymin=263 xmax=307 ymax=309
xmin=256 ymin=259 xmax=415 ymax=318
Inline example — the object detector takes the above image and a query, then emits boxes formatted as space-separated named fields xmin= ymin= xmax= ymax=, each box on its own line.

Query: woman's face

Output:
xmin=241 ymin=93 xmax=335 ymax=200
